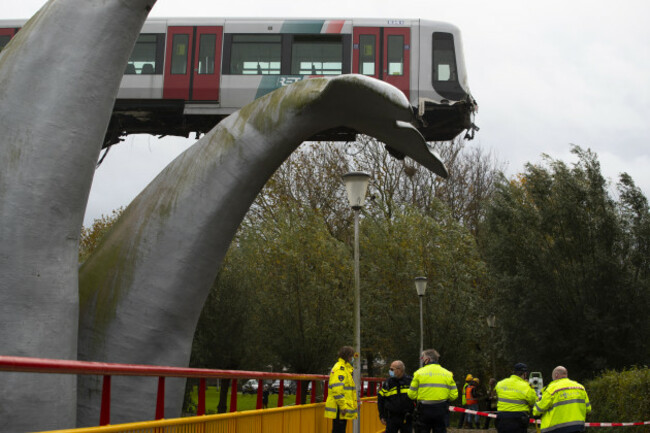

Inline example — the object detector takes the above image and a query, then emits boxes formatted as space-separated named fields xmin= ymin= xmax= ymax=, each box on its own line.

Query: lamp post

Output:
xmin=342 ymin=171 xmax=370 ymax=433
xmin=415 ymin=277 xmax=428 ymax=367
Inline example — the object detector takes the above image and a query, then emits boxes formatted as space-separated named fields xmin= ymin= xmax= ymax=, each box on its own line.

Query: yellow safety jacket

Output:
xmin=325 ymin=358 xmax=358 ymax=420
xmin=495 ymin=375 xmax=537 ymax=414
xmin=461 ymin=382 xmax=469 ymax=405
xmin=533 ymin=378 xmax=591 ymax=433
xmin=407 ymin=362 xmax=458 ymax=404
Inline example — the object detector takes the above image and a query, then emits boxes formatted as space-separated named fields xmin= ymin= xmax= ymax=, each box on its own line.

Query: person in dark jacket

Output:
xmin=483 ymin=378 xmax=498 ymax=429
xmin=262 ymin=384 xmax=270 ymax=409
xmin=378 ymin=360 xmax=415 ymax=433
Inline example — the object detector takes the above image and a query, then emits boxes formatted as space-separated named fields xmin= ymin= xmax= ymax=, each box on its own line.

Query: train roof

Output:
xmin=1 ymin=17 xmax=462 ymax=33
xmin=146 ymin=17 xmax=460 ymax=29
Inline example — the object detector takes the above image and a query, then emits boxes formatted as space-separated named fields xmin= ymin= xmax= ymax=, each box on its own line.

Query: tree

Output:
xmin=617 ymin=173 xmax=650 ymax=284
xmin=434 ymin=142 xmax=503 ymax=237
xmin=347 ymin=136 xmax=502 ymax=237
xmin=249 ymin=137 xmax=502 ymax=240
xmin=247 ymin=142 xmax=352 ymax=240
xmin=189 ymin=241 xmax=259 ymax=412
xmin=480 ymin=146 xmax=650 ymax=379
xmin=243 ymin=204 xmax=354 ymax=376
xmin=361 ymin=204 xmax=488 ymax=375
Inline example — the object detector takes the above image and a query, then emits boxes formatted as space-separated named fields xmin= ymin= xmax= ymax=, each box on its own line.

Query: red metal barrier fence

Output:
xmin=0 ymin=355 xmax=383 ymax=427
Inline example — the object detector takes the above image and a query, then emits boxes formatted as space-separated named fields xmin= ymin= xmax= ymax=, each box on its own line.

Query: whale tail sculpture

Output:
xmin=0 ymin=0 xmax=156 ymax=431
xmin=76 ymin=74 xmax=448 ymax=425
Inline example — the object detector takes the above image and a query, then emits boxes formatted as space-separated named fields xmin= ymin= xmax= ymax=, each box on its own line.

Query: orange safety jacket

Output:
xmin=466 ymin=385 xmax=478 ymax=405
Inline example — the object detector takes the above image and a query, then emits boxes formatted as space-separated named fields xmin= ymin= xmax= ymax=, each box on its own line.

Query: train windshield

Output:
xmin=432 ymin=32 xmax=466 ymax=100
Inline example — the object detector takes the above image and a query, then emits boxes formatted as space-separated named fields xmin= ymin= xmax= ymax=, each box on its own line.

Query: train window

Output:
xmin=432 ymin=32 xmax=457 ymax=82
xmin=359 ymin=35 xmax=375 ymax=75
xmin=291 ymin=35 xmax=343 ymax=75
xmin=0 ymin=35 xmax=10 ymax=52
xmin=171 ymin=34 xmax=189 ymax=75
xmin=432 ymin=32 xmax=465 ymax=100
xmin=126 ymin=34 xmax=163 ymax=75
xmin=387 ymin=35 xmax=404 ymax=75
xmin=197 ymin=34 xmax=216 ymax=74
xmin=230 ymin=34 xmax=281 ymax=75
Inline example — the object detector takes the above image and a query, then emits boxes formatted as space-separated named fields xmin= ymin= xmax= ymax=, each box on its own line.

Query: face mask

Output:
xmin=388 ymin=370 xmax=395 ymax=377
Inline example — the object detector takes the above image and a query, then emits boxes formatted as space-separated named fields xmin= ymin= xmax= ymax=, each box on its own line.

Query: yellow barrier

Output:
xmin=39 ymin=398 xmax=384 ymax=433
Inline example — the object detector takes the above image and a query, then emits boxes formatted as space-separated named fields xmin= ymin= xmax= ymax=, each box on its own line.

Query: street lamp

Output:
xmin=342 ymin=171 xmax=370 ymax=433
xmin=415 ymin=277 xmax=428 ymax=367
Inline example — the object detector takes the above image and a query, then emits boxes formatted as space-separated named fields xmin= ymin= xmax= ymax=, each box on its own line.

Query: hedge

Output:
xmin=586 ymin=366 xmax=649 ymax=433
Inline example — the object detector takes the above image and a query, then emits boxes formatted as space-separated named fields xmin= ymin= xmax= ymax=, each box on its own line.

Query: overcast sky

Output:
xmin=4 ymin=0 xmax=649 ymax=226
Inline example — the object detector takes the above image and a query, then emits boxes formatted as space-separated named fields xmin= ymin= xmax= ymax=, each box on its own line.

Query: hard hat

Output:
xmin=474 ymin=378 xmax=480 ymax=384
xmin=465 ymin=374 xmax=473 ymax=381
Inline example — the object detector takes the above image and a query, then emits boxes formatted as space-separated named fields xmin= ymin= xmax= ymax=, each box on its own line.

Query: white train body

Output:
xmin=0 ymin=17 xmax=477 ymax=146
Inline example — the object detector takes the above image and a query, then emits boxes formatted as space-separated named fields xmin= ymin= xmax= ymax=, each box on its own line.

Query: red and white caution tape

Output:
xmin=586 ymin=422 xmax=650 ymax=427
xmin=449 ymin=406 xmax=650 ymax=427
xmin=450 ymin=405 xmax=498 ymax=419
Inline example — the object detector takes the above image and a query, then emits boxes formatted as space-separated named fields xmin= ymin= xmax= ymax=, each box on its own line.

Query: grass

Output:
xmin=189 ymin=385 xmax=299 ymax=413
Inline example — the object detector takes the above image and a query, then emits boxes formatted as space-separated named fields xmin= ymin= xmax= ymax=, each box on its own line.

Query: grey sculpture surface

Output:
xmin=77 ymin=74 xmax=447 ymax=425
xmin=0 ymin=0 xmax=154 ymax=430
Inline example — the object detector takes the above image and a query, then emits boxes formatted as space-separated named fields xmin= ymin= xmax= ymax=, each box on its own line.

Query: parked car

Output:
xmin=271 ymin=379 xmax=296 ymax=394
xmin=242 ymin=379 xmax=259 ymax=394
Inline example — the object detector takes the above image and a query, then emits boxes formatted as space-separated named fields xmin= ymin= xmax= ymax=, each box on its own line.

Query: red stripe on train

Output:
xmin=325 ymin=20 xmax=345 ymax=33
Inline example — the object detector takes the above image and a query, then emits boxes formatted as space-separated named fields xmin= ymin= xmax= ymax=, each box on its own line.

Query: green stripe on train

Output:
xmin=280 ymin=21 xmax=325 ymax=33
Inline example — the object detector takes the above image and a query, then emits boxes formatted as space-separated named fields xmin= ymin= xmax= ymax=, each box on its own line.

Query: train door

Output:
xmin=353 ymin=26 xmax=410 ymax=99
xmin=163 ymin=26 xmax=223 ymax=101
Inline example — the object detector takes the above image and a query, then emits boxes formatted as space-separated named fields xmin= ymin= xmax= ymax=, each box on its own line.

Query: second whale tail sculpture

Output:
xmin=0 ymin=0 xmax=155 ymax=430
xmin=77 ymin=74 xmax=447 ymax=425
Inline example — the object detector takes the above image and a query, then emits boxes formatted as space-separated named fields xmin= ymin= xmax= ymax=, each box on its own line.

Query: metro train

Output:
xmin=0 ymin=17 xmax=477 ymax=147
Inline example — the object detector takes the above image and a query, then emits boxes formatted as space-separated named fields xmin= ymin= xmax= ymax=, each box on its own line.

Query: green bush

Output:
xmin=586 ymin=366 xmax=649 ymax=433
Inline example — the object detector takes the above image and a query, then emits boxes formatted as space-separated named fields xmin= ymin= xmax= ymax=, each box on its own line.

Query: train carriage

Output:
xmin=0 ymin=17 xmax=477 ymax=147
